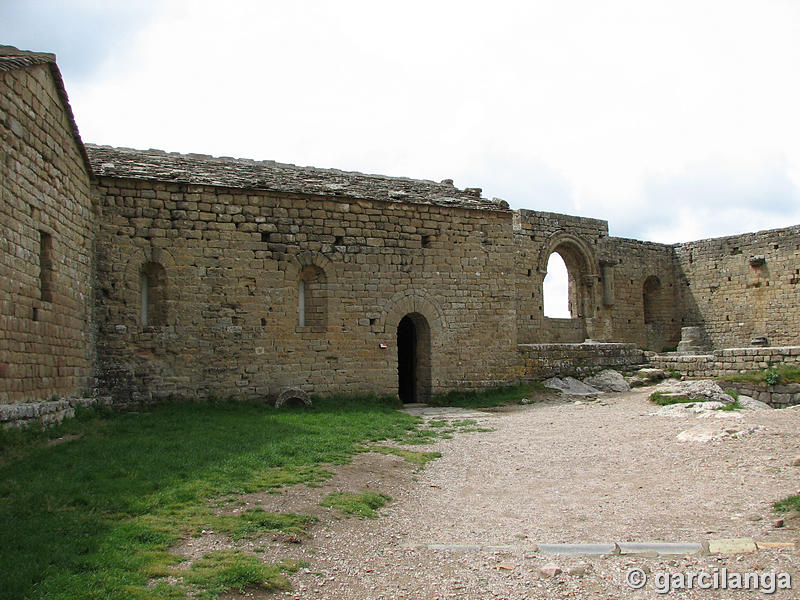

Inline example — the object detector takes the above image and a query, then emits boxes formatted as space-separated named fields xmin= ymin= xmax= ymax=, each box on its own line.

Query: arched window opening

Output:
xmin=141 ymin=262 xmax=167 ymax=326
xmin=543 ymin=253 xmax=570 ymax=318
xmin=39 ymin=231 xmax=53 ymax=303
xmin=643 ymin=275 xmax=662 ymax=325
xmin=299 ymin=265 xmax=327 ymax=328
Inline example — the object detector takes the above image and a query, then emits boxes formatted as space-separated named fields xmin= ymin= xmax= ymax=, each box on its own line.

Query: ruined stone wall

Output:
xmin=649 ymin=346 xmax=800 ymax=378
xmin=514 ymin=210 xmax=608 ymax=344
xmin=518 ymin=343 xmax=646 ymax=379
xmin=602 ymin=237 xmax=681 ymax=351
xmin=0 ymin=64 xmax=94 ymax=403
xmin=674 ymin=225 xmax=800 ymax=348
xmin=93 ymin=177 xmax=519 ymax=403
xmin=513 ymin=211 xmax=679 ymax=349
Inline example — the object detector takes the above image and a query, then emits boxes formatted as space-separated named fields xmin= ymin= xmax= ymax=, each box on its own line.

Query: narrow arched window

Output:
xmin=39 ymin=231 xmax=53 ymax=303
xmin=643 ymin=275 xmax=661 ymax=325
xmin=543 ymin=252 xmax=570 ymax=318
xmin=299 ymin=265 xmax=327 ymax=328
xmin=141 ymin=262 xmax=167 ymax=326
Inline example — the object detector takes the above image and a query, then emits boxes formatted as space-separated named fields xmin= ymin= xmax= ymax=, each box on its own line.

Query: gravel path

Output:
xmin=207 ymin=387 xmax=800 ymax=599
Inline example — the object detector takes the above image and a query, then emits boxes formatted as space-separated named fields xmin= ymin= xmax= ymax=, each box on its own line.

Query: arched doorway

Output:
xmin=397 ymin=313 xmax=431 ymax=403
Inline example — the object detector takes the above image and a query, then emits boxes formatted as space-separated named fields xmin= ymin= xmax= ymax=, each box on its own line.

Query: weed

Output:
xmin=716 ymin=401 xmax=743 ymax=411
xmin=774 ymin=495 xmax=800 ymax=513
xmin=319 ymin=491 xmax=391 ymax=518
xmin=428 ymin=382 xmax=549 ymax=408
xmin=183 ymin=550 xmax=290 ymax=599
xmin=367 ymin=445 xmax=441 ymax=468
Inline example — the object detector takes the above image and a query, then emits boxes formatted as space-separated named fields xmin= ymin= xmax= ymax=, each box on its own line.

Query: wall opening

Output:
xmin=141 ymin=262 xmax=167 ymax=326
xmin=299 ymin=265 xmax=327 ymax=328
xmin=643 ymin=275 xmax=662 ymax=325
xmin=39 ymin=231 xmax=53 ymax=303
xmin=397 ymin=313 xmax=431 ymax=403
xmin=543 ymin=253 xmax=569 ymax=317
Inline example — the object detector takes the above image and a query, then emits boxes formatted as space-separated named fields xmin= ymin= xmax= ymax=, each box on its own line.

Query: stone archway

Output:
xmin=396 ymin=312 xmax=431 ymax=404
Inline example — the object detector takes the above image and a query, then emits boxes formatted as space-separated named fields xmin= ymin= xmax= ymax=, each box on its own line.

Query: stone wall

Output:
xmin=674 ymin=225 xmax=800 ymax=348
xmin=649 ymin=346 xmax=800 ymax=378
xmin=602 ymin=237 xmax=681 ymax=351
xmin=0 ymin=59 xmax=94 ymax=404
xmin=93 ymin=171 xmax=519 ymax=403
xmin=518 ymin=342 xmax=646 ymax=380
xmin=513 ymin=210 xmax=681 ymax=350
xmin=721 ymin=381 xmax=800 ymax=408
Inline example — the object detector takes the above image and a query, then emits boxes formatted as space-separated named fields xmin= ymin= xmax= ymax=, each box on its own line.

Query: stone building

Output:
xmin=2 ymin=45 xmax=800 ymax=416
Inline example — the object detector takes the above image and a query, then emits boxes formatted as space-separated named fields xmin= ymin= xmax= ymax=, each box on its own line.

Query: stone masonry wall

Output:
xmin=518 ymin=343 xmax=646 ymax=380
xmin=674 ymin=225 xmax=800 ymax=348
xmin=513 ymin=210 xmax=680 ymax=349
xmin=649 ymin=346 xmax=800 ymax=378
xmin=0 ymin=63 xmax=94 ymax=404
xmin=93 ymin=176 xmax=519 ymax=403
xmin=602 ymin=237 xmax=681 ymax=351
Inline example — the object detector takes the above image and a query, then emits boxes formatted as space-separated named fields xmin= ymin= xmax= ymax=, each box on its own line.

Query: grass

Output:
xmin=0 ymin=394 xmax=421 ymax=600
xmin=716 ymin=401 xmax=743 ymax=411
xmin=718 ymin=365 xmax=800 ymax=386
xmin=427 ymin=382 xmax=550 ymax=408
xmin=367 ymin=445 xmax=441 ymax=468
xmin=774 ymin=495 xmax=800 ymax=513
xmin=319 ymin=491 xmax=391 ymax=518
xmin=649 ymin=392 xmax=695 ymax=406
xmin=181 ymin=550 xmax=301 ymax=599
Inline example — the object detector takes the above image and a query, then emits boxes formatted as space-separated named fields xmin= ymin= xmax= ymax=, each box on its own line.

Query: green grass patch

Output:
xmin=718 ymin=365 xmax=800 ymax=386
xmin=319 ymin=491 xmax=391 ymax=518
xmin=428 ymin=382 xmax=549 ymax=408
xmin=774 ymin=494 xmax=800 ymax=513
xmin=182 ymin=550 xmax=295 ymax=599
xmin=715 ymin=401 xmax=743 ymax=411
xmin=649 ymin=392 xmax=696 ymax=406
xmin=0 ymin=394 xmax=419 ymax=599
xmin=368 ymin=445 xmax=441 ymax=468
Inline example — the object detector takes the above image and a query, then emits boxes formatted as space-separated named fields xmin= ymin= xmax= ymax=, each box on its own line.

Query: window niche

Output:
xmin=140 ymin=262 xmax=167 ymax=326
xmin=39 ymin=230 xmax=53 ymax=303
xmin=298 ymin=264 xmax=327 ymax=329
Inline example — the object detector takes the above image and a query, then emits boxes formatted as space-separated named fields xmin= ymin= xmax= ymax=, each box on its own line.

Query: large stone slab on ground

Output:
xmin=538 ymin=543 xmax=616 ymax=555
xmin=737 ymin=395 xmax=773 ymax=410
xmin=653 ymin=401 xmax=728 ymax=417
xmin=676 ymin=423 xmax=762 ymax=443
xmin=583 ymin=369 xmax=630 ymax=393
xmin=708 ymin=538 xmax=757 ymax=554
xmin=543 ymin=377 xmax=602 ymax=396
xmin=618 ymin=542 xmax=703 ymax=556
xmin=653 ymin=379 xmax=735 ymax=404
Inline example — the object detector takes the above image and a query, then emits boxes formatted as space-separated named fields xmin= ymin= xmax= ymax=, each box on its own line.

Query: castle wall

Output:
xmin=674 ymin=225 xmax=800 ymax=348
xmin=93 ymin=177 xmax=519 ymax=403
xmin=513 ymin=210 xmax=680 ymax=350
xmin=0 ymin=64 xmax=94 ymax=404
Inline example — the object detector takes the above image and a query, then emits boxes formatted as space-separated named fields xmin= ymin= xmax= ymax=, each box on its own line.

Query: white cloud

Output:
xmin=4 ymin=0 xmax=800 ymax=244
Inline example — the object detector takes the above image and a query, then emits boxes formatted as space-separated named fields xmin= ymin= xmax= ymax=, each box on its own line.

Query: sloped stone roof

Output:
xmin=86 ymin=145 xmax=508 ymax=211
xmin=0 ymin=45 xmax=92 ymax=176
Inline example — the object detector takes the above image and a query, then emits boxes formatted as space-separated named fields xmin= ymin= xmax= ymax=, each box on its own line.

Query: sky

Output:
xmin=3 ymin=0 xmax=800 ymax=317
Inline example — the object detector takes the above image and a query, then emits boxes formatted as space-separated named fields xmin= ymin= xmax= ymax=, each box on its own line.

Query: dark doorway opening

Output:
xmin=397 ymin=315 xmax=417 ymax=403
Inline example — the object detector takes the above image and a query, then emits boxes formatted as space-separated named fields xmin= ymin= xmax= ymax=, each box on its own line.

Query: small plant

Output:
xmin=320 ymin=491 xmax=391 ymax=518
xmin=183 ymin=550 xmax=291 ymax=598
xmin=765 ymin=369 xmax=781 ymax=386
xmin=716 ymin=401 xmax=743 ymax=411
xmin=649 ymin=392 xmax=695 ymax=406
xmin=774 ymin=494 xmax=800 ymax=513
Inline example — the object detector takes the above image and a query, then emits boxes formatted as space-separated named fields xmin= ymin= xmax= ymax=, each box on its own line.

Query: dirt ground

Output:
xmin=178 ymin=386 xmax=800 ymax=599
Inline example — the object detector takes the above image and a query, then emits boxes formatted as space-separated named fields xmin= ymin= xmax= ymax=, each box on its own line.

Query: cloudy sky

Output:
xmin=3 ymin=0 xmax=800 ymax=315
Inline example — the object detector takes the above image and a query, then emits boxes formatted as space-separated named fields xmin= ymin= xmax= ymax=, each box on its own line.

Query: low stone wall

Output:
xmin=648 ymin=346 xmax=800 ymax=378
xmin=721 ymin=381 xmax=800 ymax=408
xmin=518 ymin=343 xmax=646 ymax=380
xmin=0 ymin=397 xmax=111 ymax=429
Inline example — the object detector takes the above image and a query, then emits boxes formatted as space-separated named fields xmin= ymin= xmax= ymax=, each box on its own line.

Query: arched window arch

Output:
xmin=298 ymin=264 xmax=327 ymax=328
xmin=141 ymin=262 xmax=167 ymax=326
xmin=643 ymin=275 xmax=663 ymax=325
xmin=543 ymin=253 xmax=570 ymax=318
